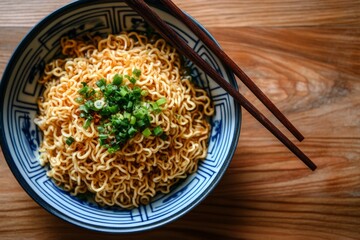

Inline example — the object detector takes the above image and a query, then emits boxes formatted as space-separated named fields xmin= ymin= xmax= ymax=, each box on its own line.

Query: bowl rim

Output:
xmin=0 ymin=0 xmax=242 ymax=233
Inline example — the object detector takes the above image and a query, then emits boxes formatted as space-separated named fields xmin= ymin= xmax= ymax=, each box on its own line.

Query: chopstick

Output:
xmin=158 ymin=0 xmax=304 ymax=142
xmin=124 ymin=0 xmax=317 ymax=171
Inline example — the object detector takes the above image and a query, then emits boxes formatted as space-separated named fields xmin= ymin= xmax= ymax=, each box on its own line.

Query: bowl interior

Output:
xmin=0 ymin=0 xmax=241 ymax=232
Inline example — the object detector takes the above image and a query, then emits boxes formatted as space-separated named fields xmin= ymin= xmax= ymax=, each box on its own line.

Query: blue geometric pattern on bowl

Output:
xmin=0 ymin=0 xmax=241 ymax=233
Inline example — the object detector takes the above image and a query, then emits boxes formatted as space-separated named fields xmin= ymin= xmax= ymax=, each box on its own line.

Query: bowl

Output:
xmin=0 ymin=0 xmax=241 ymax=233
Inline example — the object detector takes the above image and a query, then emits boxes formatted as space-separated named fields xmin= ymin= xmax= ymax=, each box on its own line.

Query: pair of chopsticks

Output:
xmin=124 ymin=0 xmax=317 ymax=171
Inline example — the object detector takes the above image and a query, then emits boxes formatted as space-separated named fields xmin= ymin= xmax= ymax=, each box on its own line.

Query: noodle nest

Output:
xmin=35 ymin=32 xmax=214 ymax=208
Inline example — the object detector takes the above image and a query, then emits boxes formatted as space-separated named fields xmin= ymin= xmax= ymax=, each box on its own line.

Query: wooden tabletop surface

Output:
xmin=1 ymin=0 xmax=359 ymax=239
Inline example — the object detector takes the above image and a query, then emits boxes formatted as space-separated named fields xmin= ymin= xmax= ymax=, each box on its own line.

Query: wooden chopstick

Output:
xmin=124 ymin=0 xmax=317 ymax=171
xmin=158 ymin=0 xmax=304 ymax=142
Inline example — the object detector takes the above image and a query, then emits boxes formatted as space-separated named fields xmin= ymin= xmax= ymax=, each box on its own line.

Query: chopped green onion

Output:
xmin=86 ymin=88 xmax=96 ymax=98
xmin=136 ymin=119 xmax=146 ymax=128
xmin=130 ymin=77 xmax=136 ymax=84
xmin=132 ymin=86 xmax=141 ymax=96
xmin=78 ymin=85 xmax=89 ymax=95
xmin=118 ymin=132 xmax=127 ymax=140
xmin=96 ymin=78 xmax=106 ymax=88
xmin=156 ymin=97 xmax=167 ymax=106
xmin=128 ymin=126 xmax=137 ymax=136
xmin=77 ymin=69 xmax=162 ymax=153
xmin=142 ymin=102 xmax=151 ymax=108
xmin=104 ymin=84 xmax=117 ymax=96
xmin=97 ymin=126 xmax=105 ymax=133
xmin=65 ymin=136 xmax=75 ymax=145
xmin=113 ymin=74 xmax=123 ymax=85
xmin=85 ymin=100 xmax=94 ymax=110
xmin=124 ymin=112 xmax=131 ymax=119
xmin=75 ymin=97 xmax=83 ymax=103
xmin=151 ymin=102 xmax=161 ymax=113
xmin=127 ymin=101 xmax=133 ymax=110
xmin=130 ymin=116 xmax=136 ymax=125
xmin=141 ymin=90 xmax=148 ymax=96
xmin=142 ymin=128 xmax=151 ymax=137
xmin=119 ymin=87 xmax=128 ymax=97
xmin=79 ymin=112 xmax=87 ymax=118
xmin=114 ymin=113 xmax=124 ymax=120
xmin=133 ymin=107 xmax=148 ymax=119
xmin=99 ymin=134 xmax=108 ymax=139
xmin=79 ymin=104 xmax=89 ymax=113
xmin=108 ymin=145 xmax=120 ymax=154
xmin=153 ymin=126 xmax=163 ymax=136
xmin=108 ymin=105 xmax=119 ymax=114
xmin=132 ymin=68 xmax=141 ymax=78
xmin=99 ymin=138 xmax=107 ymax=146
xmin=94 ymin=100 xmax=105 ymax=110
xmin=83 ymin=119 xmax=92 ymax=129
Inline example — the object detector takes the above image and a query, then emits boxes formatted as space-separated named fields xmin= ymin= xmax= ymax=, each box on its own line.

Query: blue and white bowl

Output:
xmin=0 ymin=0 xmax=241 ymax=233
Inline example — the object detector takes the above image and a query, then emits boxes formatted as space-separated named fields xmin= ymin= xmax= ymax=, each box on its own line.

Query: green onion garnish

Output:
xmin=83 ymin=118 xmax=92 ymax=129
xmin=153 ymin=126 xmax=163 ymax=136
xmin=79 ymin=104 xmax=89 ymax=113
xmin=151 ymin=102 xmax=161 ymax=113
xmin=99 ymin=134 xmax=108 ymax=139
xmin=76 ymin=69 xmax=164 ymax=153
xmin=78 ymin=85 xmax=89 ymax=95
xmin=132 ymin=68 xmax=141 ymax=78
xmin=128 ymin=126 xmax=137 ymax=136
xmin=85 ymin=100 xmax=94 ymax=110
xmin=108 ymin=145 xmax=120 ymax=154
xmin=130 ymin=77 xmax=136 ymax=84
xmin=94 ymin=100 xmax=105 ymax=110
xmin=119 ymin=87 xmax=128 ymax=97
xmin=156 ymin=97 xmax=167 ymax=106
xmin=130 ymin=116 xmax=136 ymax=125
xmin=97 ymin=126 xmax=105 ymax=133
xmin=113 ymin=74 xmax=123 ymax=85
xmin=75 ymin=97 xmax=83 ymax=103
xmin=96 ymin=78 xmax=106 ymax=89
xmin=141 ymin=90 xmax=148 ymax=96
xmin=124 ymin=111 xmax=131 ymax=119
xmin=142 ymin=128 xmax=151 ymax=137
xmin=65 ymin=136 xmax=75 ymax=145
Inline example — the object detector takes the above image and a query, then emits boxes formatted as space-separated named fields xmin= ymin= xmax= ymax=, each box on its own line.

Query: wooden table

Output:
xmin=1 ymin=0 xmax=359 ymax=239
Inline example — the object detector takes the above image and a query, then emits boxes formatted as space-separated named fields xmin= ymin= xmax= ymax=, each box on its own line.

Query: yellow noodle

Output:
xmin=35 ymin=32 xmax=214 ymax=208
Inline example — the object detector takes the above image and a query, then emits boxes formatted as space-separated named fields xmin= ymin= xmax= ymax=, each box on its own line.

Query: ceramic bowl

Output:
xmin=0 ymin=0 xmax=241 ymax=233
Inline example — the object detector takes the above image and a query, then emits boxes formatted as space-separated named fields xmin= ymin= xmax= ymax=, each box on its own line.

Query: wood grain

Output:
xmin=0 ymin=0 xmax=359 ymax=27
xmin=0 ymin=0 xmax=359 ymax=239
